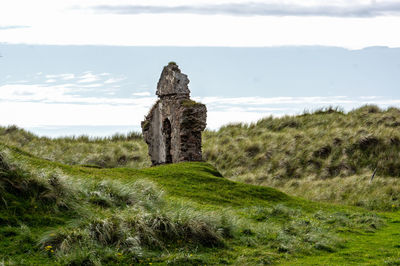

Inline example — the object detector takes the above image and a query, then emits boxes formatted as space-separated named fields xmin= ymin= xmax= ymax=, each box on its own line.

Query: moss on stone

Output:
xmin=181 ymin=99 xmax=203 ymax=107
xmin=142 ymin=120 xmax=150 ymax=131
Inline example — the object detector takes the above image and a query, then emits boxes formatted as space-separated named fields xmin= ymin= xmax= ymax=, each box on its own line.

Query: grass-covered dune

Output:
xmin=1 ymin=144 xmax=399 ymax=265
xmin=203 ymin=105 xmax=400 ymax=211
xmin=0 ymin=126 xmax=149 ymax=169
xmin=1 ymin=105 xmax=400 ymax=211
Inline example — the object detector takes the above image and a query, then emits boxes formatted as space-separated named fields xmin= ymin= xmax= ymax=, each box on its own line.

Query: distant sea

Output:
xmin=25 ymin=125 xmax=142 ymax=138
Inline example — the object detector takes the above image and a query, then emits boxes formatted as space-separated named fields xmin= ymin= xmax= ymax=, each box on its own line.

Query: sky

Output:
xmin=1 ymin=0 xmax=400 ymax=137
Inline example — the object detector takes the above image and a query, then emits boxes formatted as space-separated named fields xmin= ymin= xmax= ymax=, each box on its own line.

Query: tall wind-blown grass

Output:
xmin=2 ymin=105 xmax=400 ymax=211
xmin=0 ymin=149 xmax=231 ymax=264
xmin=1 ymin=146 xmax=383 ymax=264
xmin=0 ymin=149 xmax=77 ymax=216
xmin=0 ymin=126 xmax=150 ymax=168
xmin=203 ymin=105 xmax=400 ymax=211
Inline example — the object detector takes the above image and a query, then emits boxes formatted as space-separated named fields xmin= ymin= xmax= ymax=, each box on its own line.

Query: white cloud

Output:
xmin=195 ymin=96 xmax=355 ymax=106
xmin=44 ymin=73 xmax=75 ymax=82
xmin=0 ymin=102 xmax=149 ymax=127
xmin=31 ymin=71 xmax=125 ymax=91
xmin=104 ymin=77 xmax=126 ymax=84
xmin=38 ymin=72 xmax=121 ymax=86
xmin=60 ymin=74 xmax=75 ymax=80
xmin=1 ymin=0 xmax=400 ymax=49
xmin=132 ymin=92 xmax=151 ymax=96
xmin=1 ymin=85 xmax=400 ymax=131
xmin=91 ymin=2 xmax=400 ymax=18
xmin=0 ymin=25 xmax=30 ymax=30
xmin=78 ymin=72 xmax=100 ymax=83
xmin=0 ymin=84 xmax=73 ymax=102
xmin=0 ymin=82 xmax=157 ymax=105
xmin=81 ymin=83 xmax=103 ymax=88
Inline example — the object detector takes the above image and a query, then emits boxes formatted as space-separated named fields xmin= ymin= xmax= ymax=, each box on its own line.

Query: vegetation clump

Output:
xmin=181 ymin=99 xmax=203 ymax=107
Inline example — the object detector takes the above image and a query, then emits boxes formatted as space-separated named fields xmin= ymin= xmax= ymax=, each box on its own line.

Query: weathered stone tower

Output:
xmin=141 ymin=62 xmax=207 ymax=165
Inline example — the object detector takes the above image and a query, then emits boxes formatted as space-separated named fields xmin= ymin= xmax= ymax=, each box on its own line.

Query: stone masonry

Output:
xmin=141 ymin=62 xmax=207 ymax=165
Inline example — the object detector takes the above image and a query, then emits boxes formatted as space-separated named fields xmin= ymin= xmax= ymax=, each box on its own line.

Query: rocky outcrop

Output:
xmin=141 ymin=62 xmax=207 ymax=165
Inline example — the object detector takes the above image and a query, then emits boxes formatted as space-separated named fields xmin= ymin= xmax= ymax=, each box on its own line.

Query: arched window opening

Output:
xmin=163 ymin=119 xmax=172 ymax=163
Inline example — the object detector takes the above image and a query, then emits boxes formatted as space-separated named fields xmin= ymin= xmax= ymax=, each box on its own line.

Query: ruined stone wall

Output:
xmin=178 ymin=100 xmax=207 ymax=162
xmin=141 ymin=63 xmax=207 ymax=165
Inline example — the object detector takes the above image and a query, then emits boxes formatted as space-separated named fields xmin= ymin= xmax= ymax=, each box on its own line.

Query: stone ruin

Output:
xmin=141 ymin=62 xmax=207 ymax=165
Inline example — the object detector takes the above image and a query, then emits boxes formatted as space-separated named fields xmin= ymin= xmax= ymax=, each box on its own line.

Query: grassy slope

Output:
xmin=0 ymin=126 xmax=150 ymax=169
xmin=203 ymin=105 xmax=400 ymax=211
xmin=1 ymin=144 xmax=399 ymax=265
xmin=2 ymin=105 xmax=400 ymax=211
xmin=1 ymin=146 xmax=291 ymax=264
xmin=2 ymin=105 xmax=400 ymax=264
xmin=290 ymin=212 xmax=400 ymax=265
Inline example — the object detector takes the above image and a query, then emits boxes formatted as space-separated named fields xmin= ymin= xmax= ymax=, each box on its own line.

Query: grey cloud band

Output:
xmin=91 ymin=2 xmax=400 ymax=18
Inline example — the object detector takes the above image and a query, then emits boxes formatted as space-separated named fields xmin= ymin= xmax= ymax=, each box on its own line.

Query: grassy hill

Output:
xmin=0 ymin=126 xmax=149 ymax=169
xmin=203 ymin=105 xmax=400 ymax=211
xmin=1 ymin=105 xmax=400 ymax=264
xmin=1 ymin=105 xmax=400 ymax=211
xmin=2 ymin=143 xmax=399 ymax=265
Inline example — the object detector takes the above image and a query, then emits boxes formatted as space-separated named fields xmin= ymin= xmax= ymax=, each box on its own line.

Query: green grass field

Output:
xmin=1 ymin=105 xmax=400 ymax=265
xmin=1 ymin=143 xmax=399 ymax=265
xmin=2 ymin=105 xmax=400 ymax=211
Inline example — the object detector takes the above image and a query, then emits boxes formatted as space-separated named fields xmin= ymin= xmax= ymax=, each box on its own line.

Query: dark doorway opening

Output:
xmin=163 ymin=119 xmax=172 ymax=163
